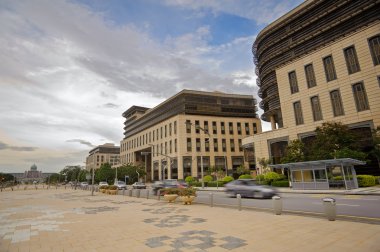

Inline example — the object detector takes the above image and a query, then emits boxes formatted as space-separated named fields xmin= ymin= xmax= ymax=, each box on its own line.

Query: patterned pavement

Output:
xmin=1 ymin=188 xmax=380 ymax=251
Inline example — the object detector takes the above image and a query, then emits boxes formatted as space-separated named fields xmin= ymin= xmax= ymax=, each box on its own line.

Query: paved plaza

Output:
xmin=0 ymin=188 xmax=379 ymax=252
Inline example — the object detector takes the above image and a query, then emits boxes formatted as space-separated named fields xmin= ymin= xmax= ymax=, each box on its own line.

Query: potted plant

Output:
xmin=108 ymin=185 xmax=118 ymax=195
xmin=178 ymin=187 xmax=197 ymax=205
xmin=99 ymin=185 xmax=108 ymax=193
xmin=161 ymin=188 xmax=179 ymax=203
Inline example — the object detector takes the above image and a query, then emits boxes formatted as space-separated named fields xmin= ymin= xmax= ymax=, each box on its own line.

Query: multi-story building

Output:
xmin=243 ymin=0 xmax=380 ymax=175
xmin=120 ymin=89 xmax=261 ymax=181
xmin=86 ymin=143 xmax=120 ymax=170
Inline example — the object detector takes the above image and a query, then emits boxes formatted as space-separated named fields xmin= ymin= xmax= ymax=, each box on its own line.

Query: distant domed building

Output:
xmin=23 ymin=164 xmax=44 ymax=182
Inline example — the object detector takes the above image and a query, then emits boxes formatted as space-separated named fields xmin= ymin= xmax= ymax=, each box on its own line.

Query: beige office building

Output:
xmin=120 ymin=90 xmax=261 ymax=181
xmin=243 ymin=0 xmax=380 ymax=174
xmin=86 ymin=143 xmax=120 ymax=171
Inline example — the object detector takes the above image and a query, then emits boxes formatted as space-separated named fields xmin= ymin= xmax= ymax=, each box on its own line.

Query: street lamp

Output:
xmin=91 ymin=167 xmax=95 ymax=196
xmin=185 ymin=121 xmax=211 ymax=189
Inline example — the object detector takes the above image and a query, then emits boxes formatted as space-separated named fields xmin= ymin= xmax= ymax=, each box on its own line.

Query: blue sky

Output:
xmin=0 ymin=0 xmax=303 ymax=173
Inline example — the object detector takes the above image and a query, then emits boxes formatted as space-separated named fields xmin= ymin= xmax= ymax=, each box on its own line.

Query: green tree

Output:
xmin=96 ymin=163 xmax=114 ymax=184
xmin=117 ymin=164 xmax=146 ymax=184
xmin=281 ymin=139 xmax=305 ymax=163
xmin=236 ymin=165 xmax=249 ymax=175
xmin=258 ymin=157 xmax=271 ymax=174
xmin=309 ymin=122 xmax=365 ymax=160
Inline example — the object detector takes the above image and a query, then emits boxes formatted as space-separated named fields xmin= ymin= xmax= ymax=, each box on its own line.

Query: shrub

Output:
xmin=206 ymin=181 xmax=225 ymax=187
xmin=99 ymin=185 xmax=109 ymax=189
xmin=108 ymin=185 xmax=118 ymax=190
xmin=178 ymin=187 xmax=197 ymax=196
xmin=185 ymin=176 xmax=195 ymax=183
xmin=203 ymin=175 xmax=213 ymax=183
xmin=255 ymin=174 xmax=265 ymax=181
xmin=222 ymin=176 xmax=234 ymax=183
xmin=375 ymin=176 xmax=380 ymax=185
xmin=271 ymin=180 xmax=290 ymax=187
xmin=239 ymin=174 xmax=253 ymax=179
xmin=189 ymin=181 xmax=202 ymax=187
xmin=161 ymin=188 xmax=180 ymax=195
xmin=357 ymin=175 xmax=376 ymax=187
xmin=264 ymin=172 xmax=282 ymax=185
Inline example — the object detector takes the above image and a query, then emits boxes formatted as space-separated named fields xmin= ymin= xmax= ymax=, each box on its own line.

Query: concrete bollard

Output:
xmin=272 ymin=195 xmax=282 ymax=215
xmin=128 ymin=189 xmax=132 ymax=197
xmin=123 ymin=188 xmax=125 ymax=196
xmin=137 ymin=189 xmax=141 ymax=198
xmin=157 ymin=190 xmax=161 ymax=201
xmin=237 ymin=194 xmax=242 ymax=211
xmin=323 ymin=198 xmax=336 ymax=221
xmin=146 ymin=190 xmax=149 ymax=199
xmin=209 ymin=193 xmax=214 ymax=207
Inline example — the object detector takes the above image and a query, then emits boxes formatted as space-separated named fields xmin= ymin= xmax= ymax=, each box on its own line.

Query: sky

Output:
xmin=0 ymin=0 xmax=303 ymax=173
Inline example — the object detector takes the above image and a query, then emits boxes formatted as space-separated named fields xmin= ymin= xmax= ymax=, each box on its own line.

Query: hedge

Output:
xmin=271 ymin=180 xmax=289 ymax=187
xmin=239 ymin=174 xmax=253 ymax=179
xmin=203 ymin=175 xmax=213 ymax=182
xmin=375 ymin=176 xmax=380 ymax=185
xmin=357 ymin=175 xmax=376 ymax=187
xmin=185 ymin=176 xmax=195 ymax=183
xmin=206 ymin=181 xmax=226 ymax=187
xmin=222 ymin=176 xmax=234 ymax=183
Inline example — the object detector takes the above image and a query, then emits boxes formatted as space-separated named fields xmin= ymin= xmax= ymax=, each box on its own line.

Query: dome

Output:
xmin=30 ymin=164 xmax=37 ymax=171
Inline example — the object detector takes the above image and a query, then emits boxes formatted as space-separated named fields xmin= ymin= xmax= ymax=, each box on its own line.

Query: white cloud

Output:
xmin=0 ymin=0 xmax=265 ymax=173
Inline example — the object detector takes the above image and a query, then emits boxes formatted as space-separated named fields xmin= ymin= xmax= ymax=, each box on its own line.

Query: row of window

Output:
xmin=293 ymin=82 xmax=370 ymax=125
xmin=121 ymin=121 xmax=178 ymax=152
xmin=289 ymin=35 xmax=380 ymax=93
xmin=186 ymin=138 xmax=243 ymax=153
xmin=185 ymin=120 xmax=258 ymax=135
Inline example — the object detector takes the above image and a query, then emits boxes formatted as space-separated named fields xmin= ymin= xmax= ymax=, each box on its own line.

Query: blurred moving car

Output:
xmin=114 ymin=181 xmax=127 ymax=190
xmin=132 ymin=182 xmax=146 ymax=189
xmin=99 ymin=181 xmax=108 ymax=187
xmin=224 ymin=179 xmax=278 ymax=199
xmin=152 ymin=179 xmax=185 ymax=195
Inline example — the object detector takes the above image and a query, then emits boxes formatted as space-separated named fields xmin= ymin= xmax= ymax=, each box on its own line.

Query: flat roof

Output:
xmin=270 ymin=158 xmax=366 ymax=169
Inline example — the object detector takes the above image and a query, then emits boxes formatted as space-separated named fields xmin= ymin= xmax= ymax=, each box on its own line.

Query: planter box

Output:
xmin=179 ymin=196 xmax=195 ymax=205
xmin=163 ymin=194 xmax=178 ymax=203
xmin=109 ymin=190 xmax=118 ymax=195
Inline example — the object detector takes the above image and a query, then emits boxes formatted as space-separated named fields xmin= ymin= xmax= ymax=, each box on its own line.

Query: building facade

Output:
xmin=243 ymin=0 xmax=380 ymax=175
xmin=86 ymin=143 xmax=120 ymax=171
xmin=120 ymin=90 xmax=261 ymax=181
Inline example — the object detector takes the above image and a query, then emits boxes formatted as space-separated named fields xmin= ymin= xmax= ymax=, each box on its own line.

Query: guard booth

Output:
xmin=270 ymin=158 xmax=365 ymax=190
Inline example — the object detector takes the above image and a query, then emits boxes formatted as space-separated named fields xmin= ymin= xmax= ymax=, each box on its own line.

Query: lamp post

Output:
xmin=91 ymin=167 xmax=95 ymax=196
xmin=185 ymin=121 xmax=211 ymax=189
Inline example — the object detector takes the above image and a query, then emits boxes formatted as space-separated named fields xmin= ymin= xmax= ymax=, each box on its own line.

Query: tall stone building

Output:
xmin=86 ymin=143 xmax=120 ymax=171
xmin=243 ymin=0 xmax=380 ymax=175
xmin=120 ymin=89 xmax=261 ymax=181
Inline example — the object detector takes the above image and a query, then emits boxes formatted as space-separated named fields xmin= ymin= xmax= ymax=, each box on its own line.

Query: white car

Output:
xmin=114 ymin=181 xmax=127 ymax=190
xmin=99 ymin=181 xmax=108 ymax=187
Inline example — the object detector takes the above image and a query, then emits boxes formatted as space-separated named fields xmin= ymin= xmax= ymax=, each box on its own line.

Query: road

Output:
xmin=194 ymin=191 xmax=380 ymax=220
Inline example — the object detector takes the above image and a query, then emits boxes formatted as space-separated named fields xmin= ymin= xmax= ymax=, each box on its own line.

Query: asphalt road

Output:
xmin=194 ymin=191 xmax=380 ymax=220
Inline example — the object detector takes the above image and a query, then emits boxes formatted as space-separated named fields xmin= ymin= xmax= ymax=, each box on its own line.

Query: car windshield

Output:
xmin=117 ymin=181 xmax=125 ymax=185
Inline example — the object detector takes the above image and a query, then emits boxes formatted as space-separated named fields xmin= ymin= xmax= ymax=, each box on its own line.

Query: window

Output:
xmin=378 ymin=76 xmax=380 ymax=87
xmin=169 ymin=123 xmax=172 ymax=136
xmin=368 ymin=35 xmax=380 ymax=65
xmin=205 ymin=139 xmax=210 ymax=152
xmin=245 ymin=123 xmax=250 ymax=135
xmin=152 ymin=131 xmax=155 ymax=142
xmin=195 ymin=120 xmax=200 ymax=134
xmin=204 ymin=121 xmax=209 ymax=134
xmin=237 ymin=122 xmax=242 ymax=135
xmin=288 ymin=71 xmax=299 ymax=94
xmin=169 ymin=140 xmax=172 ymax=153
xmin=165 ymin=142 xmax=167 ymax=154
xmin=160 ymin=127 xmax=163 ymax=139
xmin=229 ymin=122 xmax=233 ymax=134
xmin=212 ymin=121 xmax=217 ymax=134
xmin=352 ymin=82 xmax=369 ymax=112
xmin=175 ymin=139 xmax=177 ymax=153
xmin=230 ymin=139 xmax=235 ymax=152
xmin=186 ymin=120 xmax=191 ymax=133
xmin=238 ymin=139 xmax=243 ymax=152
xmin=165 ymin=125 xmax=167 ymax=138
xmin=156 ymin=129 xmax=159 ymax=140
xmin=310 ymin=96 xmax=323 ymax=121
xmin=213 ymin=138 xmax=218 ymax=152
xmin=221 ymin=122 xmax=225 ymax=134
xmin=330 ymin=90 xmax=344 ymax=116
xmin=293 ymin=101 xmax=304 ymax=125
xmin=174 ymin=121 xmax=177 ymax=134
xmin=253 ymin=123 xmax=257 ymax=134
xmin=222 ymin=139 xmax=226 ymax=152
xmin=305 ymin=64 xmax=317 ymax=88
xmin=187 ymin=138 xmax=192 ymax=152
xmin=149 ymin=132 xmax=151 ymax=143
xmin=323 ymin=55 xmax=337 ymax=82
xmin=344 ymin=46 xmax=360 ymax=74
xmin=196 ymin=138 xmax=201 ymax=152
